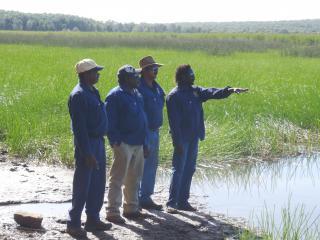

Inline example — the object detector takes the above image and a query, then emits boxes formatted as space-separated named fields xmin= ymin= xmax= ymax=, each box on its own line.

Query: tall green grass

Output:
xmin=241 ymin=202 xmax=320 ymax=240
xmin=0 ymin=40 xmax=319 ymax=165
xmin=2 ymin=31 xmax=320 ymax=57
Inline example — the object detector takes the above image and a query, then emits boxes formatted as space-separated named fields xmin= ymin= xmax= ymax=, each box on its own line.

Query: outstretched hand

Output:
xmin=228 ymin=88 xmax=249 ymax=94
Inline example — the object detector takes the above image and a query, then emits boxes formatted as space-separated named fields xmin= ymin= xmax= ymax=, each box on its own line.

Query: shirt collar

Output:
xmin=140 ymin=77 xmax=158 ymax=90
xmin=79 ymin=82 xmax=96 ymax=93
xmin=177 ymin=85 xmax=193 ymax=91
xmin=119 ymin=84 xmax=135 ymax=95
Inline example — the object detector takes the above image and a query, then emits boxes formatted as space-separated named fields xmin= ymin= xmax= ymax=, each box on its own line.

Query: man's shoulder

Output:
xmin=166 ymin=87 xmax=180 ymax=100
xmin=191 ymin=85 xmax=201 ymax=90
xmin=155 ymin=81 xmax=165 ymax=95
xmin=134 ymin=89 xmax=143 ymax=99
xmin=70 ymin=83 xmax=84 ymax=95
xmin=137 ymin=83 xmax=147 ymax=95
xmin=106 ymin=86 xmax=121 ymax=98
xmin=68 ymin=85 xmax=87 ymax=108
xmin=191 ymin=85 xmax=204 ymax=94
xmin=69 ymin=84 xmax=88 ymax=102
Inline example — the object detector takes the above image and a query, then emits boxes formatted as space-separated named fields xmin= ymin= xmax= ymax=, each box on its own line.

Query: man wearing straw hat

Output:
xmin=138 ymin=56 xmax=165 ymax=211
xmin=67 ymin=59 xmax=112 ymax=238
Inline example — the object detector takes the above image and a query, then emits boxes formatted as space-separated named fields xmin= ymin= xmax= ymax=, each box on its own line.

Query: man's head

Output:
xmin=175 ymin=64 xmax=195 ymax=87
xmin=75 ymin=59 xmax=104 ymax=85
xmin=139 ymin=56 xmax=163 ymax=81
xmin=117 ymin=64 xmax=141 ymax=89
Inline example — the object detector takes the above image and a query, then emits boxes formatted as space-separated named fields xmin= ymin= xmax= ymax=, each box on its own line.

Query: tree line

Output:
xmin=1 ymin=10 xmax=320 ymax=33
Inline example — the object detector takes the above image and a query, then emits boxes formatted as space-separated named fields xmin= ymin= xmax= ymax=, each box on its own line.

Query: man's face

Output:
xmin=143 ymin=65 xmax=158 ymax=80
xmin=184 ymin=68 xmax=195 ymax=86
xmin=126 ymin=73 xmax=139 ymax=89
xmin=87 ymin=69 xmax=100 ymax=85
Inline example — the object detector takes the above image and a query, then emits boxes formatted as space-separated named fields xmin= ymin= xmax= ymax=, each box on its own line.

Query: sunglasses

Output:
xmin=153 ymin=67 xmax=159 ymax=74
xmin=146 ymin=66 xmax=158 ymax=74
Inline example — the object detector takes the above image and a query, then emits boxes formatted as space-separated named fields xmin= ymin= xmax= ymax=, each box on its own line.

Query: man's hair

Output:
xmin=175 ymin=64 xmax=191 ymax=85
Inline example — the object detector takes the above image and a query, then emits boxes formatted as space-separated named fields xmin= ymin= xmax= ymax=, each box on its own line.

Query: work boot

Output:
xmin=140 ymin=200 xmax=163 ymax=211
xmin=166 ymin=205 xmax=179 ymax=214
xmin=84 ymin=219 xmax=112 ymax=232
xmin=178 ymin=202 xmax=197 ymax=212
xmin=123 ymin=211 xmax=148 ymax=219
xmin=106 ymin=215 xmax=126 ymax=224
xmin=66 ymin=226 xmax=87 ymax=238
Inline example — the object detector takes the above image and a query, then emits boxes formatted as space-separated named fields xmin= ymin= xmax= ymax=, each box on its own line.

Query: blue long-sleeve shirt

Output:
xmin=166 ymin=85 xmax=232 ymax=146
xmin=138 ymin=77 xmax=165 ymax=130
xmin=105 ymin=85 xmax=147 ymax=146
xmin=68 ymin=83 xmax=108 ymax=157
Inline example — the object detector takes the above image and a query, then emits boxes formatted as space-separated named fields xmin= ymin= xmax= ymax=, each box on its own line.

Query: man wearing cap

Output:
xmin=105 ymin=64 xmax=147 ymax=223
xmin=166 ymin=64 xmax=248 ymax=213
xmin=67 ymin=59 xmax=111 ymax=238
xmin=137 ymin=56 xmax=165 ymax=210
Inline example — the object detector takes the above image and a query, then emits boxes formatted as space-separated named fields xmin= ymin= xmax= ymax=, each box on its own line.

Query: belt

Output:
xmin=88 ymin=134 xmax=104 ymax=139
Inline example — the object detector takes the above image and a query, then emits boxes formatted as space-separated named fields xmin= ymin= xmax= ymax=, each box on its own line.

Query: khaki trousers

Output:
xmin=106 ymin=143 xmax=144 ymax=216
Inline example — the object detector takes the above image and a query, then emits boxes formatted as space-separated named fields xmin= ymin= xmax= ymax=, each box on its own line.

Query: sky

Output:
xmin=1 ymin=0 xmax=320 ymax=23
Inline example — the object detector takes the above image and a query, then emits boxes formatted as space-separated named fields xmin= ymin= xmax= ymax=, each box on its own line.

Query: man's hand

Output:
xmin=174 ymin=145 xmax=184 ymax=155
xmin=85 ymin=155 xmax=99 ymax=170
xmin=228 ymin=88 xmax=249 ymax=94
xmin=143 ymin=146 xmax=150 ymax=158
xmin=111 ymin=142 xmax=121 ymax=148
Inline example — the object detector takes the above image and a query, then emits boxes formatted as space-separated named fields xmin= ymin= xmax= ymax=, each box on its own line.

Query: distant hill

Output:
xmin=1 ymin=10 xmax=320 ymax=33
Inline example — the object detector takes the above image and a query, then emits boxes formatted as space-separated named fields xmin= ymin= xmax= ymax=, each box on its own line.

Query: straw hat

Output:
xmin=139 ymin=56 xmax=164 ymax=70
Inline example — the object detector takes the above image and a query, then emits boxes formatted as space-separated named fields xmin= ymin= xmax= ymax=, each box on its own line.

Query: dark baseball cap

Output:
xmin=117 ymin=64 xmax=141 ymax=79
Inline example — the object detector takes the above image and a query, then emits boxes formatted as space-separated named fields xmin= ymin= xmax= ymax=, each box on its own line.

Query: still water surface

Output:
xmin=6 ymin=154 xmax=320 ymax=232
xmin=159 ymin=154 xmax=320 ymax=229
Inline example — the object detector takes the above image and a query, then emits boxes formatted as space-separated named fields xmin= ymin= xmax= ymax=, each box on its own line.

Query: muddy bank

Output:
xmin=0 ymin=152 xmax=251 ymax=240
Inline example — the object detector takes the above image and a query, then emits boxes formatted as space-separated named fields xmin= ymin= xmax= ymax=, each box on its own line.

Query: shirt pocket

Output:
xmin=127 ymin=100 xmax=139 ymax=116
xmin=144 ymin=95 xmax=156 ymax=112
xmin=182 ymin=99 xmax=196 ymax=114
xmin=87 ymin=97 xmax=102 ymax=120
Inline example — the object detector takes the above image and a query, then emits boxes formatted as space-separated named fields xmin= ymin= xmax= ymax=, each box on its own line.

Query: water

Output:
xmin=4 ymin=154 xmax=320 ymax=234
xmin=158 ymin=154 xmax=320 ymax=230
xmin=6 ymin=202 xmax=70 ymax=217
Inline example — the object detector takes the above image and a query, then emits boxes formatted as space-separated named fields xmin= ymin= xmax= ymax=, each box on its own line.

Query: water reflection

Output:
xmin=158 ymin=153 xmax=320 ymax=229
xmin=1 ymin=202 xmax=70 ymax=217
xmin=196 ymin=154 xmax=320 ymax=193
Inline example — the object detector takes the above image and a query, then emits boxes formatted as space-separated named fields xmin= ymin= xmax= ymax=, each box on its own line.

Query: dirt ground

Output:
xmin=0 ymin=150 xmax=250 ymax=240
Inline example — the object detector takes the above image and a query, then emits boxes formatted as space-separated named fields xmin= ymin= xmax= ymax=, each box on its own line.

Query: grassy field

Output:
xmin=2 ymin=31 xmax=320 ymax=57
xmin=0 ymin=31 xmax=319 ymax=165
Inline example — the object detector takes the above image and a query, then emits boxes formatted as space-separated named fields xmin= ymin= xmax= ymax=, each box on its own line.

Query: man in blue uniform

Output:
xmin=138 ymin=56 xmax=165 ymax=211
xmin=67 ymin=59 xmax=111 ymax=238
xmin=105 ymin=64 xmax=148 ymax=224
xmin=166 ymin=64 xmax=248 ymax=213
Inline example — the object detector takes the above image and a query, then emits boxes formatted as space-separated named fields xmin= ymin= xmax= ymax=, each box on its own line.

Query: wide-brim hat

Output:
xmin=139 ymin=56 xmax=164 ymax=70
